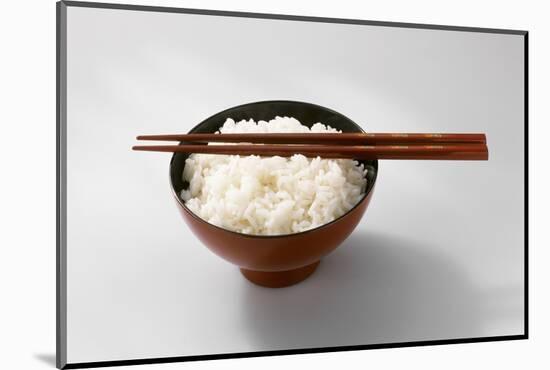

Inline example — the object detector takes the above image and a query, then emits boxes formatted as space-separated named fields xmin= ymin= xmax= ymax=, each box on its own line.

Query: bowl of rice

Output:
xmin=169 ymin=100 xmax=378 ymax=287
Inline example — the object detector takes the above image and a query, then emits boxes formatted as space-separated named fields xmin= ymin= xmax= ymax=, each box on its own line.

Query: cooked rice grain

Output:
xmin=181 ymin=116 xmax=367 ymax=235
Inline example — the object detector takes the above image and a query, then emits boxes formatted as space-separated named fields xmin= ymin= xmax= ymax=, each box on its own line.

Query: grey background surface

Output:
xmin=65 ymin=6 xmax=525 ymax=363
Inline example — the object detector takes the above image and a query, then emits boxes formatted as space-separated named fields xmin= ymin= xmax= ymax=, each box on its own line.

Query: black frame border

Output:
xmin=56 ymin=1 xmax=529 ymax=369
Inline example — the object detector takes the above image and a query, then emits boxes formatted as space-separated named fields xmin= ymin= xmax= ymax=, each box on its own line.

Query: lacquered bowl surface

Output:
xmin=169 ymin=100 xmax=378 ymax=287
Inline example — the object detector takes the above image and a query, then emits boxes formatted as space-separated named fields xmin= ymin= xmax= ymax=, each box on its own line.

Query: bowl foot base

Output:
xmin=240 ymin=261 xmax=320 ymax=288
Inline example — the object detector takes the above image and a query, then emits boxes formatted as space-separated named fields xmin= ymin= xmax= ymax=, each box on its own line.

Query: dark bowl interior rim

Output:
xmin=169 ymin=99 xmax=379 ymax=239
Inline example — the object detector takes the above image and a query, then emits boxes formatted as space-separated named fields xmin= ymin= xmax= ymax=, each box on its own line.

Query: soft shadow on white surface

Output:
xmin=33 ymin=353 xmax=56 ymax=367
xmin=239 ymin=230 xmax=485 ymax=350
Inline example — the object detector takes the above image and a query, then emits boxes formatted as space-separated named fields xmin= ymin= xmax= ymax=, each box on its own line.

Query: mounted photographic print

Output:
xmin=56 ymin=1 xmax=528 ymax=368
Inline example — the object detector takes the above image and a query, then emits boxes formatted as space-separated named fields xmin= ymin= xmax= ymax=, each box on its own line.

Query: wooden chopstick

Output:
xmin=132 ymin=143 xmax=489 ymax=160
xmin=136 ymin=132 xmax=486 ymax=145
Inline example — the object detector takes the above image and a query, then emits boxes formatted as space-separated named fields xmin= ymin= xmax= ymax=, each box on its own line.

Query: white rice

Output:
xmin=181 ymin=116 xmax=368 ymax=235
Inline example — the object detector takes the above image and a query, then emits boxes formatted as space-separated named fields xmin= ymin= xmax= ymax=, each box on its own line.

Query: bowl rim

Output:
xmin=169 ymin=99 xmax=379 ymax=239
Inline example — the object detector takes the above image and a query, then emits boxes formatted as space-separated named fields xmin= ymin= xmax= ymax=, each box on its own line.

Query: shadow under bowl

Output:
xmin=169 ymin=100 xmax=378 ymax=288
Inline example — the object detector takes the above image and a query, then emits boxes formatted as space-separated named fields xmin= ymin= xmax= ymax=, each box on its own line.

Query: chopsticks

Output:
xmin=136 ymin=132 xmax=486 ymax=145
xmin=132 ymin=132 xmax=488 ymax=161
xmin=132 ymin=143 xmax=487 ymax=160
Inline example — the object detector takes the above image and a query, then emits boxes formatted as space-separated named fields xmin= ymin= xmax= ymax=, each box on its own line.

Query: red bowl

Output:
xmin=169 ymin=101 xmax=378 ymax=288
